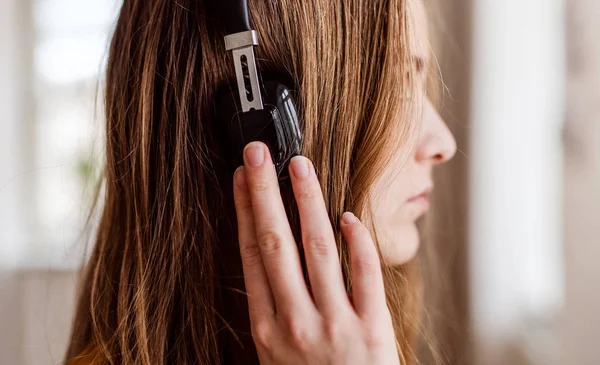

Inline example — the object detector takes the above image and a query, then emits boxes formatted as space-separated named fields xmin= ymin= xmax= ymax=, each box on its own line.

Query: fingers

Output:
xmin=340 ymin=213 xmax=387 ymax=319
xmin=233 ymin=166 xmax=275 ymax=319
xmin=241 ymin=142 xmax=314 ymax=315
xmin=288 ymin=156 xmax=348 ymax=314
xmin=234 ymin=142 xmax=386 ymax=325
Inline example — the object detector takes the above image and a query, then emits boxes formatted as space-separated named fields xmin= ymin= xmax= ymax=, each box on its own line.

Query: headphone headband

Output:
xmin=215 ymin=0 xmax=263 ymax=112
xmin=214 ymin=0 xmax=251 ymax=34
xmin=213 ymin=0 xmax=303 ymax=177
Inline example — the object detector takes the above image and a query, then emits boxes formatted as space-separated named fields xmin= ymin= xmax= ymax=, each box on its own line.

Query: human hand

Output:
xmin=232 ymin=141 xmax=401 ymax=365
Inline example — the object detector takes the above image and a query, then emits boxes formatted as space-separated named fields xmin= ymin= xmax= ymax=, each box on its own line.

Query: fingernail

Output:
xmin=234 ymin=167 xmax=247 ymax=191
xmin=342 ymin=212 xmax=359 ymax=225
xmin=290 ymin=156 xmax=310 ymax=179
xmin=244 ymin=142 xmax=265 ymax=167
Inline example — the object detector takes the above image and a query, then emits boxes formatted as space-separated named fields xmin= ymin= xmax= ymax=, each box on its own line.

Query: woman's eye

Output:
xmin=414 ymin=57 xmax=425 ymax=74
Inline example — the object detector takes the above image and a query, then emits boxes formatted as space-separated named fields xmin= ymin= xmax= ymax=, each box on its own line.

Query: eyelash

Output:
xmin=404 ymin=59 xmax=427 ymax=82
xmin=415 ymin=58 xmax=425 ymax=74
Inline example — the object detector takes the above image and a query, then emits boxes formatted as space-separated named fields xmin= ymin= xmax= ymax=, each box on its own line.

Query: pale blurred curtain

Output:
xmin=561 ymin=1 xmax=600 ymax=364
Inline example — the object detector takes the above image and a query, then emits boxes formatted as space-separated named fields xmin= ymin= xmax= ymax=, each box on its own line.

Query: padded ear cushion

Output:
xmin=213 ymin=81 xmax=303 ymax=179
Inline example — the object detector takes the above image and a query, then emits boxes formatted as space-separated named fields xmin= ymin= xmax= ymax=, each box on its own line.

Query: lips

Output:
xmin=406 ymin=184 xmax=433 ymax=215
xmin=407 ymin=184 xmax=433 ymax=203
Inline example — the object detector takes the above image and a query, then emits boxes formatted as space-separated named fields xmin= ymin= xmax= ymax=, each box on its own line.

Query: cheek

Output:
xmin=369 ymin=168 xmax=422 ymax=266
xmin=378 ymin=220 xmax=421 ymax=266
xmin=367 ymin=130 xmax=423 ymax=266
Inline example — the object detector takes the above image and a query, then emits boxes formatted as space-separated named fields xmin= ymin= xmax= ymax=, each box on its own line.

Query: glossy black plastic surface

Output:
xmin=215 ymin=0 xmax=251 ymax=34
xmin=214 ymin=81 xmax=303 ymax=179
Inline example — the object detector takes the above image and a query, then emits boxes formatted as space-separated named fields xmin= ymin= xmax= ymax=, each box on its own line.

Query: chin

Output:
xmin=380 ymin=222 xmax=421 ymax=266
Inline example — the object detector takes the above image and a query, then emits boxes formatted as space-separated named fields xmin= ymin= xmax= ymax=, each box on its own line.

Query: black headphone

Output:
xmin=213 ymin=0 xmax=303 ymax=179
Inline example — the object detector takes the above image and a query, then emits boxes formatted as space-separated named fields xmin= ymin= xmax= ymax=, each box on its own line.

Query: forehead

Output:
xmin=408 ymin=0 xmax=430 ymax=58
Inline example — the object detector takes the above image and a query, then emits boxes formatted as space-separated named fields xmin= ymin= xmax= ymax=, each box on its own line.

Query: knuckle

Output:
xmin=354 ymin=256 xmax=381 ymax=277
xmin=257 ymin=229 xmax=284 ymax=255
xmin=281 ymin=314 xmax=313 ymax=349
xmin=363 ymin=326 xmax=391 ymax=349
xmin=323 ymin=318 xmax=347 ymax=345
xmin=251 ymin=177 xmax=271 ymax=193
xmin=239 ymin=241 xmax=263 ymax=267
xmin=304 ymin=234 xmax=331 ymax=258
xmin=251 ymin=320 xmax=274 ymax=349
xmin=236 ymin=198 xmax=253 ymax=212
xmin=357 ymin=313 xmax=393 ymax=349
xmin=288 ymin=325 xmax=313 ymax=349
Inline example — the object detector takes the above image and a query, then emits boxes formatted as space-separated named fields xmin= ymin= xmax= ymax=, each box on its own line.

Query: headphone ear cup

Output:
xmin=214 ymin=81 xmax=302 ymax=178
xmin=262 ymin=81 xmax=303 ymax=170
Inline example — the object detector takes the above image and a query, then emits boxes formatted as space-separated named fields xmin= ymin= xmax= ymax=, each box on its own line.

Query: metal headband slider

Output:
xmin=223 ymin=29 xmax=263 ymax=112
xmin=224 ymin=30 xmax=259 ymax=51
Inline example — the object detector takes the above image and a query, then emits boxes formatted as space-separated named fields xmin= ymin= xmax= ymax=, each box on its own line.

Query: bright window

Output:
xmin=31 ymin=0 xmax=121 ymax=265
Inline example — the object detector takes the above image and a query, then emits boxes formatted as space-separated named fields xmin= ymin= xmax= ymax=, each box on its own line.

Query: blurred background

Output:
xmin=0 ymin=0 xmax=597 ymax=364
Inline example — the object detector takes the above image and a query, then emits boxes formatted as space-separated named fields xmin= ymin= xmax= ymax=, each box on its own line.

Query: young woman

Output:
xmin=65 ymin=0 xmax=456 ymax=364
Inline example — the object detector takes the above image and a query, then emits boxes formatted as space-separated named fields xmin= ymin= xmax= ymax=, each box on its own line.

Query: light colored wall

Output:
xmin=0 ymin=0 xmax=32 ymax=265
xmin=561 ymin=1 xmax=600 ymax=364
xmin=424 ymin=0 xmax=473 ymax=363
xmin=0 ymin=273 xmax=22 ymax=365
xmin=1 ymin=0 xmax=32 ymax=363
xmin=19 ymin=270 xmax=78 ymax=365
xmin=0 ymin=270 xmax=77 ymax=365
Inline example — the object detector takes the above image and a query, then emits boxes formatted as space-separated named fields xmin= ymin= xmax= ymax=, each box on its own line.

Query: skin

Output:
xmin=234 ymin=146 xmax=399 ymax=365
xmin=372 ymin=0 xmax=457 ymax=265
xmin=231 ymin=0 xmax=456 ymax=363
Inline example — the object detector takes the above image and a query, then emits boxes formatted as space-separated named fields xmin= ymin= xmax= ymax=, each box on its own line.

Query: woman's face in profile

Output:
xmin=372 ymin=0 xmax=457 ymax=266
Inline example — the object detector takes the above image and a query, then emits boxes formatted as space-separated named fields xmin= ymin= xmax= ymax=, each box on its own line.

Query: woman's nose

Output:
xmin=414 ymin=98 xmax=457 ymax=164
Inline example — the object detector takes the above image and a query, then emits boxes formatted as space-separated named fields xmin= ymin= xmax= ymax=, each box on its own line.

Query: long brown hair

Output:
xmin=65 ymin=0 xmax=422 ymax=364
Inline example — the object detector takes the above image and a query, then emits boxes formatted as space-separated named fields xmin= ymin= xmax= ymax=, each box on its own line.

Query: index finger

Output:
xmin=242 ymin=142 xmax=314 ymax=316
xmin=340 ymin=213 xmax=387 ymax=319
xmin=233 ymin=166 xmax=275 ymax=320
